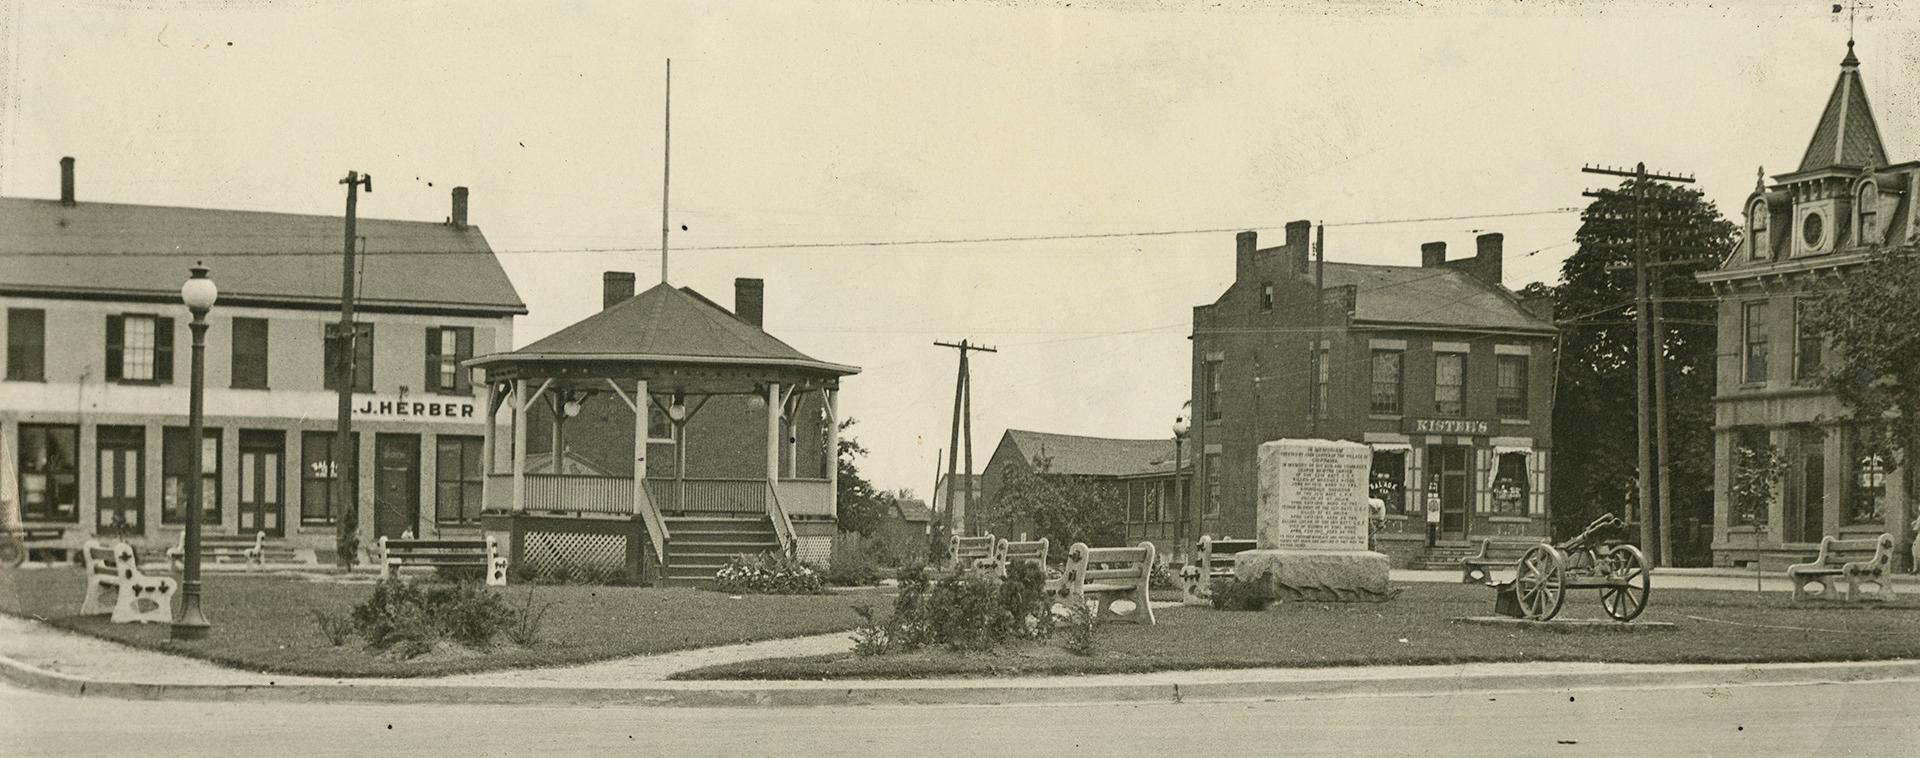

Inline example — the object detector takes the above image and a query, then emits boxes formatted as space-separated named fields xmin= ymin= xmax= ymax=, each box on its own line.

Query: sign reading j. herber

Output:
xmin=1403 ymin=417 xmax=1494 ymax=436
xmin=355 ymin=397 xmax=477 ymax=419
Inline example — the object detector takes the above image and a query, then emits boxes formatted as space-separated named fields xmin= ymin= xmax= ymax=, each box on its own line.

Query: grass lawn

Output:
xmin=673 ymin=581 xmax=1920 ymax=680
xmin=0 ymin=567 xmax=879 ymax=678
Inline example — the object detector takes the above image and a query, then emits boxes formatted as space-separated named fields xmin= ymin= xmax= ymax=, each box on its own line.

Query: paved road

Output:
xmin=5 ymin=678 xmax=1916 ymax=756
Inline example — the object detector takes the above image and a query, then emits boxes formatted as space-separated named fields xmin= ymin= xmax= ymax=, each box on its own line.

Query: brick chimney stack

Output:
xmin=602 ymin=271 xmax=635 ymax=310
xmin=60 ymin=157 xmax=75 ymax=207
xmin=1421 ymin=242 xmax=1447 ymax=268
xmin=1473 ymin=232 xmax=1505 ymax=286
xmin=735 ymin=278 xmax=765 ymax=327
xmin=1284 ymin=220 xmax=1313 ymax=275
xmin=451 ymin=187 xmax=469 ymax=230
xmin=1235 ymin=231 xmax=1259 ymax=283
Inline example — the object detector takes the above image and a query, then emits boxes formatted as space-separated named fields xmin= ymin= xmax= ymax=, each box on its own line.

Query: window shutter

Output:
xmin=155 ymin=317 xmax=176 ymax=383
xmin=455 ymin=328 xmax=473 ymax=393
xmin=105 ymin=315 xmax=124 ymax=381
xmin=425 ymin=328 xmax=442 ymax=392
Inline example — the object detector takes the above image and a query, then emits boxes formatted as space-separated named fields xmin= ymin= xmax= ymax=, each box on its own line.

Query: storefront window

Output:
xmin=436 ymin=436 xmax=485 ymax=524
xmin=1491 ymin=452 xmax=1529 ymax=516
xmin=300 ymin=431 xmax=358 ymax=525
xmin=1846 ymin=434 xmax=1890 ymax=526
xmin=162 ymin=427 xmax=221 ymax=525
xmin=1369 ymin=450 xmax=1406 ymax=514
xmin=1205 ymin=452 xmax=1222 ymax=517
xmin=15 ymin=424 xmax=78 ymax=522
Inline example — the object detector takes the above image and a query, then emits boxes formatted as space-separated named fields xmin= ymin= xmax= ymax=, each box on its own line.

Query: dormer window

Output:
xmin=1748 ymin=200 xmax=1769 ymax=260
xmin=1802 ymin=210 xmax=1826 ymax=251
xmin=1858 ymin=183 xmax=1879 ymax=245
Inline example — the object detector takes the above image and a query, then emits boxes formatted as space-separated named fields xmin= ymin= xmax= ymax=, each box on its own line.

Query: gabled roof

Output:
xmin=1320 ymin=263 xmax=1554 ymax=333
xmin=1798 ymin=43 xmax=1888 ymax=173
xmin=0 ymin=197 xmax=525 ymax=315
xmin=1004 ymin=430 xmax=1185 ymax=479
xmin=482 ymin=282 xmax=858 ymax=375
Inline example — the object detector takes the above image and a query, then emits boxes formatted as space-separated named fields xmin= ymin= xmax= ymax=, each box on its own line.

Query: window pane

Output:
xmin=123 ymin=316 xmax=155 ymax=380
xmin=6 ymin=308 xmax=46 ymax=381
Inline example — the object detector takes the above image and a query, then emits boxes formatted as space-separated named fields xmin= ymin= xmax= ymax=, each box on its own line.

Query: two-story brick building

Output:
xmin=1190 ymin=222 xmax=1557 ymax=568
xmin=1 ymin=158 xmax=523 ymax=561
xmin=1698 ymin=43 xmax=1915 ymax=569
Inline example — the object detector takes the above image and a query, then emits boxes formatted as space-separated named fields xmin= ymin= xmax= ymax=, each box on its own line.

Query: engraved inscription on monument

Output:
xmin=1259 ymin=439 xmax=1372 ymax=551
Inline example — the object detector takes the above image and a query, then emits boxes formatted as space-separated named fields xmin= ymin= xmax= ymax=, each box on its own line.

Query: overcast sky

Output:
xmin=3 ymin=0 xmax=1913 ymax=494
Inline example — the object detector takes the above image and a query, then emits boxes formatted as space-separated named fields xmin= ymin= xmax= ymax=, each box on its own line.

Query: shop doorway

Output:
xmin=95 ymin=426 xmax=145 ymax=534
xmin=1429 ymin=444 xmax=1470 ymax=542
xmin=238 ymin=430 xmax=285 ymax=537
xmin=374 ymin=434 xmax=420 ymax=540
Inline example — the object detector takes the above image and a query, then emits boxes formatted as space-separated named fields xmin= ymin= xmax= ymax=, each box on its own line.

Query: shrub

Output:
xmin=714 ymin=551 xmax=828 ymax=595
xmin=349 ymin=577 xmax=515 ymax=659
xmin=505 ymin=587 xmax=553 ymax=647
xmin=1210 ymin=572 xmax=1278 ymax=612
xmin=1149 ymin=561 xmax=1181 ymax=592
xmin=825 ymin=534 xmax=882 ymax=586
xmin=851 ymin=562 xmax=1062 ymax=654
xmin=508 ymin=561 xmax=646 ymax=586
xmin=1058 ymin=603 xmax=1097 ymax=656
xmin=310 ymin=609 xmax=353 ymax=647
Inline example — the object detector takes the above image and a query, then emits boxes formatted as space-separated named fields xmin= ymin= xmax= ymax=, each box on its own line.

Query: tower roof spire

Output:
xmin=1797 ymin=41 xmax=1886 ymax=172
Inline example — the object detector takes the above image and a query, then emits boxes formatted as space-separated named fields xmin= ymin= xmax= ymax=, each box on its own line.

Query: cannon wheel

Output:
xmin=1513 ymin=544 xmax=1566 ymax=621
xmin=0 ymin=539 xmax=23 ymax=568
xmin=1598 ymin=544 xmax=1651 ymax=622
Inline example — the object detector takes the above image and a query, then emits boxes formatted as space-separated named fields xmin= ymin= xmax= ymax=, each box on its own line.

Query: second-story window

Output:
xmin=1370 ymin=350 xmax=1402 ymax=415
xmin=1203 ymin=359 xmax=1223 ymax=421
xmin=231 ymin=317 xmax=269 ymax=390
xmin=1312 ymin=344 xmax=1329 ymax=418
xmin=105 ymin=314 xmax=173 ymax=383
xmin=1858 ymin=183 xmax=1879 ymax=244
xmin=1496 ymin=354 xmax=1528 ymax=418
xmin=1434 ymin=351 xmax=1465 ymax=416
xmin=1794 ymin=299 xmax=1823 ymax=383
xmin=6 ymin=308 xmax=45 ymax=381
xmin=1743 ymin=301 xmax=1769 ymax=384
xmin=426 ymin=326 xmax=474 ymax=394
xmin=1748 ymin=200 xmax=1769 ymax=260
xmin=1260 ymin=283 xmax=1274 ymax=311
xmin=323 ymin=322 xmax=374 ymax=393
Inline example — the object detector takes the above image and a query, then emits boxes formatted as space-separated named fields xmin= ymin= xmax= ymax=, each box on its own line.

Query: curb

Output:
xmin=4 ymin=651 xmax=1918 ymax=708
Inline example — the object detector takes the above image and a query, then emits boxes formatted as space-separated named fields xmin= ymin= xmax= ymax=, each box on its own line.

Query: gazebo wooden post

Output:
xmin=765 ymin=381 xmax=781 ymax=498
xmin=825 ymin=387 xmax=839 ymax=495
xmin=631 ymin=379 xmax=650 ymax=513
xmin=480 ymin=382 xmax=500 ymax=510
xmin=511 ymin=379 xmax=528 ymax=513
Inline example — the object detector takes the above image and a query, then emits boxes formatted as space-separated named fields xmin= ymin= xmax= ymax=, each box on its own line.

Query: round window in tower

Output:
xmin=1802 ymin=211 xmax=1825 ymax=248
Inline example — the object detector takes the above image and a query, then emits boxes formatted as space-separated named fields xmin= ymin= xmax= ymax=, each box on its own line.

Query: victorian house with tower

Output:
xmin=1699 ymin=42 xmax=1916 ymax=570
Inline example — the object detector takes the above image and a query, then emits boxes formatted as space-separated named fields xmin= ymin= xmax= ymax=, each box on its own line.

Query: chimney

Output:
xmin=1473 ymin=232 xmax=1505 ymax=286
xmin=450 ymin=187 xmax=469 ymax=230
xmin=735 ymin=278 xmax=765 ymax=328
xmin=1284 ymin=220 xmax=1313 ymax=275
xmin=1235 ymin=231 xmax=1258 ymax=282
xmin=1420 ymin=241 xmax=1447 ymax=268
xmin=602 ymin=271 xmax=635 ymax=310
xmin=59 ymin=157 xmax=75 ymax=207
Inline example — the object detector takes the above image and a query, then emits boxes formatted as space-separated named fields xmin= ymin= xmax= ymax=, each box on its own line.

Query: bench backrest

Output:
xmin=1071 ymin=542 xmax=1156 ymax=585
xmin=951 ymin=534 xmax=996 ymax=562
xmin=381 ymin=536 xmax=495 ymax=558
xmin=1197 ymin=536 xmax=1258 ymax=569
xmin=1478 ymin=539 xmax=1542 ymax=558
xmin=995 ymin=538 xmax=1049 ymax=574
xmin=82 ymin=540 xmax=120 ymax=577
xmin=1813 ymin=534 xmax=1894 ymax=567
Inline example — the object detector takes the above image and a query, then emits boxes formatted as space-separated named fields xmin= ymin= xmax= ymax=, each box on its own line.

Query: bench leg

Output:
xmin=1135 ymin=583 xmax=1155 ymax=625
xmin=1180 ymin=565 xmax=1209 ymax=606
xmin=111 ymin=576 xmax=177 ymax=624
xmin=80 ymin=577 xmax=116 ymax=615
xmin=1788 ymin=572 xmax=1809 ymax=602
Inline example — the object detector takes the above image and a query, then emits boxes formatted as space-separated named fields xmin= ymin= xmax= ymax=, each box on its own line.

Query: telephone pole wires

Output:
xmin=1582 ymin=162 xmax=1694 ymax=566
xmin=936 ymin=339 xmax=996 ymax=533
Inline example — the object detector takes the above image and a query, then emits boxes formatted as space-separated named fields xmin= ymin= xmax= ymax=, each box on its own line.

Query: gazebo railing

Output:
xmin=645 ymin=478 xmax=767 ymax=514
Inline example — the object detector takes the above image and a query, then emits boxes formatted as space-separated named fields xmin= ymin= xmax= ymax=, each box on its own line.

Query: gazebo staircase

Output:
xmin=661 ymin=513 xmax=783 ymax=587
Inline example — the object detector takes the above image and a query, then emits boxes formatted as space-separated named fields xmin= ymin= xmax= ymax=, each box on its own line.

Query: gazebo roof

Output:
xmin=468 ymin=282 xmax=860 ymax=378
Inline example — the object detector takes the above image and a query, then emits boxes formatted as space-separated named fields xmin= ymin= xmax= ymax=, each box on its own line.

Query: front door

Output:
xmin=1430 ymin=445 xmax=1470 ymax=542
xmin=238 ymin=430 xmax=285 ymax=537
xmin=374 ymin=434 xmax=419 ymax=540
xmin=95 ymin=426 xmax=144 ymax=535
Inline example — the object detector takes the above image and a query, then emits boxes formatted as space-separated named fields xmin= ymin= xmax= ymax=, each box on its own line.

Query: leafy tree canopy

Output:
xmin=1804 ymin=247 xmax=1920 ymax=461
xmin=835 ymin=418 xmax=889 ymax=536
xmin=983 ymin=455 xmax=1124 ymax=549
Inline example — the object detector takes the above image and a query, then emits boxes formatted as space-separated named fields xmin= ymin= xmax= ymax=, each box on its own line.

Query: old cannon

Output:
xmin=1497 ymin=513 xmax=1650 ymax=622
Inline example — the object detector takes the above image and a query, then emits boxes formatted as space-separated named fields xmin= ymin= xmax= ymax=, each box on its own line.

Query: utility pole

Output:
xmin=936 ymin=339 xmax=996 ymax=534
xmin=1310 ymin=222 xmax=1325 ymax=437
xmin=660 ymin=58 xmax=672 ymax=284
xmin=334 ymin=171 xmax=372 ymax=569
xmin=1582 ymin=162 xmax=1693 ymax=565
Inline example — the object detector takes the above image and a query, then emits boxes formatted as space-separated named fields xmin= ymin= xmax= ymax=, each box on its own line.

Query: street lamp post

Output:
xmin=1172 ymin=402 xmax=1192 ymax=560
xmin=172 ymin=263 xmax=217 ymax=641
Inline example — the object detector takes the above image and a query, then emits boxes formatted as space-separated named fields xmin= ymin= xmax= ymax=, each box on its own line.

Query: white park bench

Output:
xmin=1052 ymin=541 xmax=1157 ymax=625
xmin=985 ymin=537 xmax=1050 ymax=580
xmin=79 ymin=540 xmax=177 ymax=624
xmin=1180 ymin=535 xmax=1259 ymax=604
xmin=378 ymin=535 xmax=508 ymax=586
xmin=167 ymin=531 xmax=266 ymax=574
xmin=949 ymin=533 xmax=997 ymax=573
xmin=1786 ymin=533 xmax=1897 ymax=602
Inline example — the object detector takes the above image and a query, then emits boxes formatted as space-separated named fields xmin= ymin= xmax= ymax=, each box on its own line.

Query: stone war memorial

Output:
xmin=1235 ymin=439 xmax=1397 ymax=602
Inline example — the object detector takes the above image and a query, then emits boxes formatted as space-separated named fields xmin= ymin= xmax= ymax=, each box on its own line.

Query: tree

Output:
xmin=1550 ymin=181 xmax=1735 ymax=563
xmin=1803 ymin=247 xmax=1920 ymax=463
xmin=983 ymin=455 xmax=1124 ymax=549
xmin=835 ymin=418 xmax=888 ymax=536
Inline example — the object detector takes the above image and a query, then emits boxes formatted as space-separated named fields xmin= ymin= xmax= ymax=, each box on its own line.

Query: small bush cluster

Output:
xmin=1148 ymin=561 xmax=1181 ymax=592
xmin=348 ymin=578 xmax=516 ymax=659
xmin=508 ymin=561 xmax=646 ymax=586
xmin=1209 ymin=572 xmax=1279 ymax=612
xmin=714 ymin=551 xmax=828 ymax=595
xmin=851 ymin=562 xmax=1070 ymax=655
xmin=310 ymin=609 xmax=353 ymax=646
xmin=824 ymin=533 xmax=883 ymax=586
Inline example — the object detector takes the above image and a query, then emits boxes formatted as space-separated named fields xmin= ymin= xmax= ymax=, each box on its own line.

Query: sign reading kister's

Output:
xmin=1403 ymin=417 xmax=1493 ymax=436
